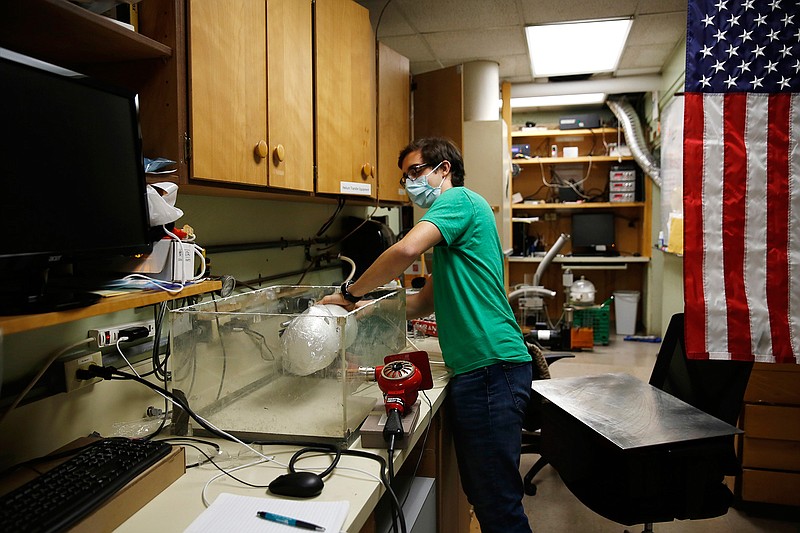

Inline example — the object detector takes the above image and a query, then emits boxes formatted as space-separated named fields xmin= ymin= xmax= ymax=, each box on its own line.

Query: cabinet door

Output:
xmin=188 ymin=0 xmax=268 ymax=186
xmin=412 ymin=65 xmax=464 ymax=148
xmin=266 ymin=0 xmax=314 ymax=191
xmin=377 ymin=42 xmax=410 ymax=202
xmin=314 ymin=0 xmax=376 ymax=197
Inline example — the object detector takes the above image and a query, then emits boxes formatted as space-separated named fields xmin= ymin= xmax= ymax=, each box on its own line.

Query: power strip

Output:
xmin=88 ymin=320 xmax=156 ymax=348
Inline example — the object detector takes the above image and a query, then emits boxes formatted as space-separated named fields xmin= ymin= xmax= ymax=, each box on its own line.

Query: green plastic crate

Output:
xmin=573 ymin=298 xmax=612 ymax=345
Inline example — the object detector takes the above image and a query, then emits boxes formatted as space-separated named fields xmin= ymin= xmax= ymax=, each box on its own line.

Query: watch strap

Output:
xmin=340 ymin=280 xmax=361 ymax=303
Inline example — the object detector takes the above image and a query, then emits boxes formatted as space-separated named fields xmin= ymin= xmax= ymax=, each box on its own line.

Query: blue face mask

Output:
xmin=405 ymin=161 xmax=444 ymax=208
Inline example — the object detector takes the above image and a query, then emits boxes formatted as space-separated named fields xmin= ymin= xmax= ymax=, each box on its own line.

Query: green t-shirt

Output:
xmin=420 ymin=187 xmax=530 ymax=375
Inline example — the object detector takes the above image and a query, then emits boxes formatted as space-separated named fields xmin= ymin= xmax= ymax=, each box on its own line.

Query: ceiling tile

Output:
xmin=618 ymin=43 xmax=674 ymax=70
xmin=518 ymin=0 xmax=639 ymax=25
xmin=393 ymin=0 xmax=522 ymax=33
xmin=637 ymin=0 xmax=688 ymax=15
xmin=424 ymin=28 xmax=527 ymax=62
xmin=358 ymin=0 xmax=690 ymax=84
xmin=626 ymin=12 xmax=687 ymax=46
xmin=378 ymin=34 xmax=437 ymax=62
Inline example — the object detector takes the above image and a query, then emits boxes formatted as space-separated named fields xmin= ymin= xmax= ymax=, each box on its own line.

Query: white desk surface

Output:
xmin=116 ymin=342 xmax=450 ymax=533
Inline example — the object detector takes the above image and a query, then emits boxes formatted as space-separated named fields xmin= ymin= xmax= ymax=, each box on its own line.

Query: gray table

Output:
xmin=531 ymin=372 xmax=741 ymax=526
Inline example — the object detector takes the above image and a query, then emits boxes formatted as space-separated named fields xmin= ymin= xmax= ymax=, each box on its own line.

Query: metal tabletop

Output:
xmin=531 ymin=372 xmax=741 ymax=451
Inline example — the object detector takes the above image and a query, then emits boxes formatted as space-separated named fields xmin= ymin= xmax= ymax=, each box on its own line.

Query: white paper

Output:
xmin=184 ymin=493 xmax=349 ymax=533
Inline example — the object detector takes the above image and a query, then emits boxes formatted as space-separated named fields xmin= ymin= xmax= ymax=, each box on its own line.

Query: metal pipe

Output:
xmin=204 ymin=236 xmax=336 ymax=254
xmin=606 ymin=97 xmax=662 ymax=187
xmin=534 ymin=233 xmax=570 ymax=287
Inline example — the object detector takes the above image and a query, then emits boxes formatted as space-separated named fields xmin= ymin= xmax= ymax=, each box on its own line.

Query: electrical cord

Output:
xmin=0 ymin=337 xmax=94 ymax=425
xmin=85 ymin=364 xmax=408 ymax=533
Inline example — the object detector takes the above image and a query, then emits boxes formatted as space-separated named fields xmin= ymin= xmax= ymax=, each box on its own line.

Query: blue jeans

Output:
xmin=445 ymin=361 xmax=532 ymax=533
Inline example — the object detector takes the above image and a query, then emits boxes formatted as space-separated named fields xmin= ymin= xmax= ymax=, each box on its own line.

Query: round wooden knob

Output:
xmin=361 ymin=163 xmax=373 ymax=180
xmin=273 ymin=144 xmax=285 ymax=163
xmin=256 ymin=140 xmax=268 ymax=159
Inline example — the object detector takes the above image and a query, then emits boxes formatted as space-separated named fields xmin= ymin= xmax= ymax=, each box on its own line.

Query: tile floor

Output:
xmin=473 ymin=334 xmax=800 ymax=532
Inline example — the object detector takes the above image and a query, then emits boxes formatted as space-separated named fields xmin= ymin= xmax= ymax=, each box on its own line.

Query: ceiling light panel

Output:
xmin=526 ymin=19 xmax=632 ymax=78
xmin=510 ymin=93 xmax=607 ymax=109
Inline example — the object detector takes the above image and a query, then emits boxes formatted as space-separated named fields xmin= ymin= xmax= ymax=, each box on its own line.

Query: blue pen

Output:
xmin=256 ymin=511 xmax=326 ymax=532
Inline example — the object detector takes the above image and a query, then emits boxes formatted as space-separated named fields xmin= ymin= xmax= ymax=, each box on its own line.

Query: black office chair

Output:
xmin=639 ymin=313 xmax=753 ymax=528
xmin=521 ymin=340 xmax=573 ymax=496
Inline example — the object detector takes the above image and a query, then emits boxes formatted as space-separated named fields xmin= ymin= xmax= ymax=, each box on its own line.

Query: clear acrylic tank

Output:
xmin=170 ymin=285 xmax=407 ymax=444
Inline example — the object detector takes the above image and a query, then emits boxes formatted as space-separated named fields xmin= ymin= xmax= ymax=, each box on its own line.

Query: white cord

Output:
xmin=201 ymin=458 xmax=269 ymax=507
xmin=339 ymin=255 xmax=357 ymax=283
xmin=199 ymin=451 xmax=383 ymax=508
xmin=122 ymin=273 xmax=185 ymax=294
xmin=115 ymin=337 xmax=141 ymax=378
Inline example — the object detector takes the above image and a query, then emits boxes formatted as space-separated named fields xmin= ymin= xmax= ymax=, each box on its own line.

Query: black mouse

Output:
xmin=268 ymin=472 xmax=324 ymax=498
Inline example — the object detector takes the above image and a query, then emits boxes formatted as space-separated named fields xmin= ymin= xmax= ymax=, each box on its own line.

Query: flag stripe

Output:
xmin=744 ymin=94 xmax=772 ymax=359
xmin=790 ymin=94 xmax=800 ymax=362
xmin=722 ymin=94 xmax=752 ymax=360
xmin=766 ymin=93 xmax=792 ymax=362
xmin=683 ymin=93 xmax=708 ymax=359
xmin=703 ymin=95 xmax=729 ymax=359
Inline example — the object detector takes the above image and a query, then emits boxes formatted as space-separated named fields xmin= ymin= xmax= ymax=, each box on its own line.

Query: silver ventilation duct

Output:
xmin=606 ymin=97 xmax=662 ymax=188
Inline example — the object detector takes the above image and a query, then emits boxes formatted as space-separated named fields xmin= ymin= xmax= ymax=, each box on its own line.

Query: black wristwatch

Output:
xmin=340 ymin=280 xmax=362 ymax=303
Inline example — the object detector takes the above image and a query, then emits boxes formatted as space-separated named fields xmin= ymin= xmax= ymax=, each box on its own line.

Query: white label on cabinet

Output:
xmin=340 ymin=181 xmax=372 ymax=195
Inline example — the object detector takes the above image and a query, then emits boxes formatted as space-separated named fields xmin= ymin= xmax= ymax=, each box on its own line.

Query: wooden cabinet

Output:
xmin=187 ymin=0 xmax=314 ymax=191
xmin=377 ymin=42 xmax=410 ymax=203
xmin=412 ymin=65 xmax=464 ymax=148
xmin=0 ymin=0 xmax=407 ymax=203
xmin=737 ymin=363 xmax=800 ymax=506
xmin=314 ymin=0 xmax=377 ymax=197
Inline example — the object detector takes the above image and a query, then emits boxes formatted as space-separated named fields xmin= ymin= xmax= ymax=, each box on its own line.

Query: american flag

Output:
xmin=683 ymin=0 xmax=800 ymax=364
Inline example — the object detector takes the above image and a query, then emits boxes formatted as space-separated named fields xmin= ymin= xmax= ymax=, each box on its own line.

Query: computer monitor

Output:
xmin=570 ymin=212 xmax=617 ymax=256
xmin=0 ymin=50 xmax=151 ymax=314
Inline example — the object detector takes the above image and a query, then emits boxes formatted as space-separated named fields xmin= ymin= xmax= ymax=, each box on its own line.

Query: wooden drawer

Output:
xmin=742 ymin=404 xmax=800 ymax=440
xmin=740 ymin=469 xmax=800 ymax=506
xmin=742 ymin=436 xmax=800 ymax=470
xmin=744 ymin=363 xmax=800 ymax=404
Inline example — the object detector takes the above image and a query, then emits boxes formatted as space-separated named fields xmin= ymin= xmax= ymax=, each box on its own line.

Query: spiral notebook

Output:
xmin=184 ymin=493 xmax=349 ymax=533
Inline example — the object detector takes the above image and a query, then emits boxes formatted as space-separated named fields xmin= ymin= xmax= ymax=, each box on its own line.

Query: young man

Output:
xmin=322 ymin=137 xmax=532 ymax=533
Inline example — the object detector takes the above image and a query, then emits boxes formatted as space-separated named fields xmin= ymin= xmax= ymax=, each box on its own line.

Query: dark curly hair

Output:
xmin=397 ymin=137 xmax=465 ymax=187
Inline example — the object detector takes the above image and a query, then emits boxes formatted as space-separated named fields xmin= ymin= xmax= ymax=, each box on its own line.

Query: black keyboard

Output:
xmin=0 ymin=438 xmax=172 ymax=533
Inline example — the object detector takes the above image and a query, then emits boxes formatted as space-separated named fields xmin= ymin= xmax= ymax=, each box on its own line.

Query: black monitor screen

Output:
xmin=571 ymin=213 xmax=616 ymax=256
xmin=0 ymin=51 xmax=151 ymax=312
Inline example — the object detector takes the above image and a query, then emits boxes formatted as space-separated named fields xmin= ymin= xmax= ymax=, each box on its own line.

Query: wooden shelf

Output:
xmin=515 ymin=155 xmax=635 ymax=165
xmin=0 ymin=0 xmax=172 ymax=67
xmin=512 ymin=127 xmax=619 ymax=138
xmin=513 ymin=201 xmax=646 ymax=211
xmin=508 ymin=255 xmax=650 ymax=264
xmin=0 ymin=280 xmax=221 ymax=335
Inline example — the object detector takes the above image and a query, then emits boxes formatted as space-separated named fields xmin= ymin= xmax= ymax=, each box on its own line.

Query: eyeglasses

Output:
xmin=400 ymin=163 xmax=433 ymax=186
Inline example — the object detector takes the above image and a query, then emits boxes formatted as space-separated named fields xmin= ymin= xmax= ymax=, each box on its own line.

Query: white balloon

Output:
xmin=281 ymin=304 xmax=358 ymax=376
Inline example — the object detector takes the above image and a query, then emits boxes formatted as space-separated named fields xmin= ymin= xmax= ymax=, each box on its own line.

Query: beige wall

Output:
xmin=0 ymin=195 xmax=398 ymax=468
